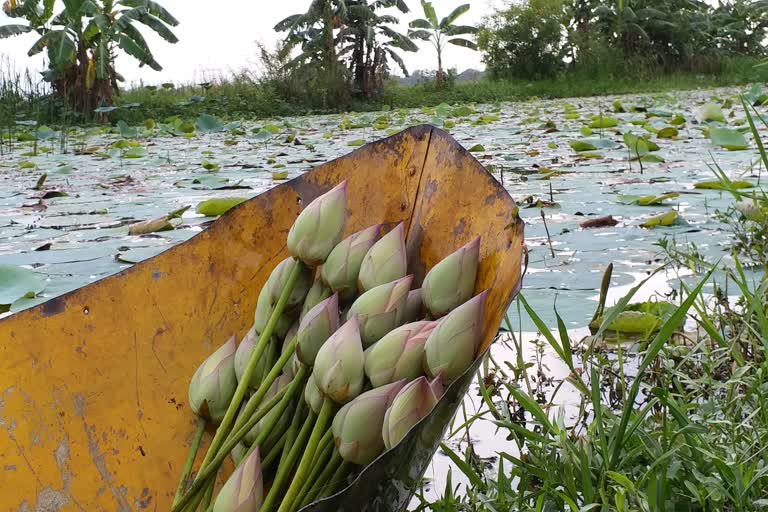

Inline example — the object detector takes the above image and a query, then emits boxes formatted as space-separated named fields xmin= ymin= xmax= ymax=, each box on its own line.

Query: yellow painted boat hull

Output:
xmin=0 ymin=125 xmax=524 ymax=511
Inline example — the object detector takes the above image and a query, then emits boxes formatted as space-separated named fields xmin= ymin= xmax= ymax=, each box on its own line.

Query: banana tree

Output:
xmin=340 ymin=0 xmax=417 ymax=97
xmin=1 ymin=0 xmax=178 ymax=115
xmin=408 ymin=0 xmax=477 ymax=83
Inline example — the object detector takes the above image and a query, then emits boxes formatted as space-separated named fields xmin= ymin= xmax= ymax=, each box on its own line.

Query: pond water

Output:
xmin=1 ymin=84 xmax=765 ymax=504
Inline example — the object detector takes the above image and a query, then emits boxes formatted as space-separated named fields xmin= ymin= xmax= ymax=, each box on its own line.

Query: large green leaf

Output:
xmin=0 ymin=24 xmax=32 ymax=39
xmin=408 ymin=18 xmax=432 ymax=29
xmin=407 ymin=29 xmax=432 ymax=40
xmin=440 ymin=3 xmax=470 ymax=28
xmin=120 ymin=0 xmax=179 ymax=26
xmin=117 ymin=32 xmax=161 ymax=70
xmin=709 ymin=127 xmax=749 ymax=150
xmin=195 ymin=113 xmax=224 ymax=134
xmin=695 ymin=102 xmax=725 ymax=123
xmin=421 ymin=0 xmax=438 ymax=26
xmin=444 ymin=24 xmax=478 ymax=36
xmin=137 ymin=11 xmax=178 ymax=43
xmin=47 ymin=30 xmax=77 ymax=70
xmin=447 ymin=37 xmax=477 ymax=49
xmin=0 ymin=265 xmax=45 ymax=305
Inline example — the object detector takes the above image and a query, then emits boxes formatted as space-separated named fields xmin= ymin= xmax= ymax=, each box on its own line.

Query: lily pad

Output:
xmin=0 ymin=265 xmax=45 ymax=305
xmin=696 ymin=103 xmax=725 ymax=123
xmin=195 ymin=197 xmax=247 ymax=217
xmin=710 ymin=127 xmax=748 ymax=150
xmin=640 ymin=210 xmax=679 ymax=228
xmin=694 ymin=180 xmax=753 ymax=190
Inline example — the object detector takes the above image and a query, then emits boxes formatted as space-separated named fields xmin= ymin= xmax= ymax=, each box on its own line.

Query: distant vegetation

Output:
xmin=1 ymin=0 xmax=767 ymax=124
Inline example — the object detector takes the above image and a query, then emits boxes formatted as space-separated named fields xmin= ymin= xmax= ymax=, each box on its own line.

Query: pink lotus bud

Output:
xmin=188 ymin=336 xmax=238 ymax=424
xmin=301 ymin=273 xmax=332 ymax=320
xmin=304 ymin=372 xmax=325 ymax=414
xmin=297 ymin=294 xmax=340 ymax=366
xmin=313 ymin=315 xmax=365 ymax=404
xmin=234 ymin=327 xmax=274 ymax=389
xmin=357 ymin=223 xmax=407 ymax=292
xmin=364 ymin=321 xmax=436 ymax=387
xmin=422 ymin=237 xmax=480 ymax=318
xmin=266 ymin=257 xmax=313 ymax=310
xmin=332 ymin=380 xmax=407 ymax=465
xmin=288 ymin=181 xmax=348 ymax=266
xmin=347 ymin=275 xmax=414 ymax=347
xmin=213 ymin=447 xmax=264 ymax=512
xmin=403 ymin=289 xmax=423 ymax=323
xmin=424 ymin=291 xmax=488 ymax=382
xmin=429 ymin=376 xmax=444 ymax=400
xmin=321 ymin=224 xmax=382 ymax=300
xmin=382 ymin=377 xmax=440 ymax=450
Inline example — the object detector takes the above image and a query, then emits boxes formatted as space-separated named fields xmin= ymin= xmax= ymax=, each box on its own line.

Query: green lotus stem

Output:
xmin=292 ymin=434 xmax=333 ymax=510
xmin=172 ymin=417 xmax=206 ymax=507
xmin=278 ymin=391 xmax=307 ymax=466
xmin=200 ymin=479 xmax=215 ymax=511
xmin=231 ymin=335 xmax=299 ymax=436
xmin=299 ymin=450 xmax=342 ymax=509
xmin=261 ymin=427 xmax=289 ymax=472
xmin=197 ymin=260 xmax=304 ymax=473
xmin=276 ymin=398 xmax=334 ymax=512
xmin=241 ymin=368 xmax=308 ymax=461
xmin=178 ymin=482 xmax=207 ymax=512
xmin=173 ymin=369 xmax=305 ymax=512
xmin=322 ymin=460 xmax=351 ymax=500
xmin=261 ymin=409 xmax=318 ymax=512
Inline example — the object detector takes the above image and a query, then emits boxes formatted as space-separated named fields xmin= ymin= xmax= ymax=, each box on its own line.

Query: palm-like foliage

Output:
xmin=275 ymin=0 xmax=416 ymax=98
xmin=1 ymin=0 xmax=178 ymax=113
xmin=408 ymin=0 xmax=477 ymax=83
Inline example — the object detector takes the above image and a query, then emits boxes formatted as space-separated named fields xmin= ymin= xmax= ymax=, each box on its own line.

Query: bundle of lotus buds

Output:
xmin=171 ymin=181 xmax=487 ymax=512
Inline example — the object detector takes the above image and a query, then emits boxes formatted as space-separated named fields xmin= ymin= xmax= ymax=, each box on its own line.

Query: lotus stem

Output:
xmin=172 ymin=417 xmax=206 ymax=507
xmin=230 ymin=335 xmax=298 ymax=437
xmin=322 ymin=460 xmax=351 ymax=499
xmin=173 ymin=368 xmax=306 ymax=512
xmin=276 ymin=398 xmax=334 ymax=512
xmin=261 ymin=409 xmax=318 ymax=512
xmin=261 ymin=427 xmax=289 ymax=472
xmin=278 ymin=391 xmax=307 ymax=466
xmin=197 ymin=260 xmax=304 ymax=473
xmin=292 ymin=433 xmax=333 ymax=510
xmin=200 ymin=478 xmax=215 ymax=511
xmin=299 ymin=450 xmax=342 ymax=509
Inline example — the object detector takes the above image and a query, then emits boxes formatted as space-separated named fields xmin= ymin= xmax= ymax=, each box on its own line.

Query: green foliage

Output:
xmin=408 ymin=1 xmax=477 ymax=83
xmin=477 ymin=0 xmax=567 ymax=80
xmin=0 ymin=0 xmax=178 ymax=114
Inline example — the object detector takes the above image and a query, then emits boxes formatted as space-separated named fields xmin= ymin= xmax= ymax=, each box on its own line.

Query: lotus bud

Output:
xmin=358 ymin=222 xmax=407 ymax=292
xmin=244 ymin=374 xmax=294 ymax=446
xmin=332 ymin=380 xmax=407 ymax=465
xmin=266 ymin=257 xmax=313 ymax=310
xmin=382 ymin=377 xmax=440 ymax=450
xmin=304 ymin=372 xmax=325 ymax=414
xmin=321 ymin=224 xmax=381 ymax=299
xmin=230 ymin=442 xmax=248 ymax=467
xmin=213 ymin=447 xmax=264 ymax=512
xmin=188 ymin=336 xmax=238 ymax=424
xmin=347 ymin=275 xmax=413 ymax=348
xmin=403 ymin=288 xmax=423 ymax=323
xmin=297 ymin=293 xmax=340 ymax=366
xmin=254 ymin=283 xmax=298 ymax=339
xmin=234 ymin=327 xmax=274 ymax=388
xmin=364 ymin=321 xmax=436 ymax=387
xmin=301 ymin=273 xmax=332 ymax=320
xmin=287 ymin=181 xmax=348 ymax=266
xmin=313 ymin=315 xmax=365 ymax=404
xmin=424 ymin=291 xmax=488 ymax=382
xmin=422 ymin=237 xmax=480 ymax=318
xmin=429 ymin=376 xmax=444 ymax=400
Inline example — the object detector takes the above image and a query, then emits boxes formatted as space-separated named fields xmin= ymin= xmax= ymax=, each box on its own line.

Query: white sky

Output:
xmin=0 ymin=0 xmax=502 ymax=86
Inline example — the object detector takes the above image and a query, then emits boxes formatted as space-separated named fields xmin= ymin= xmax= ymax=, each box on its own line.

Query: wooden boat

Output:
xmin=0 ymin=125 xmax=524 ymax=511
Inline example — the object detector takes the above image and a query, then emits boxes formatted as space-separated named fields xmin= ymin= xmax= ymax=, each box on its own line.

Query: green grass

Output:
xmin=414 ymin=90 xmax=768 ymax=512
xmin=104 ymin=57 xmax=768 ymax=124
